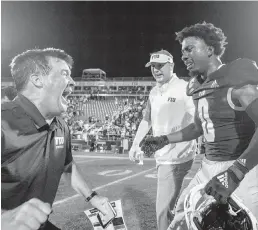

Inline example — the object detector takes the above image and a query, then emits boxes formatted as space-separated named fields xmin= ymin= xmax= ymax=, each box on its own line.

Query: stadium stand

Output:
xmin=2 ymin=69 xmax=191 ymax=154
xmin=83 ymin=99 xmax=118 ymax=122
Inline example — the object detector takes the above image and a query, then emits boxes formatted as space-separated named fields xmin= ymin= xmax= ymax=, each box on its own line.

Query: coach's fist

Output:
xmin=90 ymin=195 xmax=109 ymax=216
xmin=1 ymin=198 xmax=52 ymax=230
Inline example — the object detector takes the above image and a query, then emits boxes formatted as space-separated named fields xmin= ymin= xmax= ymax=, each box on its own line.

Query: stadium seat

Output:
xmin=83 ymin=99 xmax=119 ymax=121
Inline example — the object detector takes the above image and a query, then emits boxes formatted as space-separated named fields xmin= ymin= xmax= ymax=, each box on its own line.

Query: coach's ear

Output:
xmin=30 ymin=74 xmax=43 ymax=88
xmin=207 ymin=46 xmax=214 ymax=57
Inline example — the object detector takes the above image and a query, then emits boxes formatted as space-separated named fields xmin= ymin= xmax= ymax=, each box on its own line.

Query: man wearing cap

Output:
xmin=129 ymin=49 xmax=197 ymax=230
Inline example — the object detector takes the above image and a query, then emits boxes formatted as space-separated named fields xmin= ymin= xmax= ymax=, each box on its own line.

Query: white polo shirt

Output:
xmin=146 ymin=75 xmax=196 ymax=165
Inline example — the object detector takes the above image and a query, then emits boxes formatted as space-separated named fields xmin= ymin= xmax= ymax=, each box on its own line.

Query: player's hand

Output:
xmin=140 ymin=135 xmax=169 ymax=157
xmin=1 ymin=198 xmax=52 ymax=230
xmin=204 ymin=164 xmax=245 ymax=204
xmin=90 ymin=195 xmax=109 ymax=216
xmin=129 ymin=144 xmax=141 ymax=162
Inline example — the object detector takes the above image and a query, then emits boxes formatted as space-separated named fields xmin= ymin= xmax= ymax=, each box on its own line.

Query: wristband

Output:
xmin=86 ymin=191 xmax=98 ymax=202
xmin=228 ymin=161 xmax=248 ymax=182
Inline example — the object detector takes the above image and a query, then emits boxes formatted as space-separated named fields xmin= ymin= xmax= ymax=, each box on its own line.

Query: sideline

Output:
xmin=53 ymin=167 xmax=156 ymax=206
xmin=73 ymin=155 xmax=155 ymax=161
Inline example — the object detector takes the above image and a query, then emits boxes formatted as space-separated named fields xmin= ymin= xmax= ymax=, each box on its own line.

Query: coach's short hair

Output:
xmin=10 ymin=48 xmax=74 ymax=92
xmin=175 ymin=22 xmax=228 ymax=57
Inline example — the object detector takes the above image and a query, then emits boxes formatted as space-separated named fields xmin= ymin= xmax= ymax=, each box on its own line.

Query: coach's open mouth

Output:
xmin=61 ymin=86 xmax=73 ymax=104
xmin=155 ymin=74 xmax=163 ymax=78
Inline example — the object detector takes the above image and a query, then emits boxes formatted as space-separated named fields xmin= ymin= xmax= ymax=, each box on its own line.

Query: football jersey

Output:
xmin=188 ymin=58 xmax=258 ymax=161
xmin=147 ymin=75 xmax=197 ymax=165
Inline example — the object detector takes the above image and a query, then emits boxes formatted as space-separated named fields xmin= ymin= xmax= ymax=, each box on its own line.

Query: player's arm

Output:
xmin=230 ymin=84 xmax=258 ymax=176
xmin=204 ymin=84 xmax=258 ymax=203
xmin=140 ymin=101 xmax=203 ymax=157
xmin=166 ymin=104 xmax=203 ymax=143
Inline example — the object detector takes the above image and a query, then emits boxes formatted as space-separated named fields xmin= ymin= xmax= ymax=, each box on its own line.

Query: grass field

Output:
xmin=49 ymin=152 xmax=203 ymax=230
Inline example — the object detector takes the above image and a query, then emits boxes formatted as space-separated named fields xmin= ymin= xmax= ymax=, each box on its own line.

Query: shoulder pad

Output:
xmin=186 ymin=76 xmax=202 ymax=96
xmin=225 ymin=58 xmax=258 ymax=87
xmin=230 ymin=58 xmax=256 ymax=67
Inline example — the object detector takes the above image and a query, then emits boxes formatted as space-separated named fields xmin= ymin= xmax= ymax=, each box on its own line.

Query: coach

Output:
xmin=129 ymin=50 xmax=196 ymax=230
xmin=1 ymin=48 xmax=109 ymax=230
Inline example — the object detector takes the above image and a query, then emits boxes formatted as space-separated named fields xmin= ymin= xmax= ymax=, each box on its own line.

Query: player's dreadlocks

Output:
xmin=175 ymin=22 xmax=228 ymax=57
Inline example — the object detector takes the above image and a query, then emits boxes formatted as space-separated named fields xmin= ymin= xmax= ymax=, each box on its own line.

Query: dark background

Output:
xmin=2 ymin=1 xmax=258 ymax=79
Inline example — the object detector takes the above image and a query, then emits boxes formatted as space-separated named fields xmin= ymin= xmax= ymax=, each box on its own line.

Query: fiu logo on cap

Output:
xmin=151 ymin=54 xmax=160 ymax=60
xmin=168 ymin=97 xmax=176 ymax=102
xmin=55 ymin=136 xmax=64 ymax=149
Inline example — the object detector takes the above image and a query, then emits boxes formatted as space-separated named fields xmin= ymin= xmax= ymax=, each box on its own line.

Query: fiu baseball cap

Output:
xmin=145 ymin=50 xmax=173 ymax=67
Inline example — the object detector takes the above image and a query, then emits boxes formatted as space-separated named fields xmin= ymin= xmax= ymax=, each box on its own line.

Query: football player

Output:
xmin=140 ymin=22 xmax=258 ymax=229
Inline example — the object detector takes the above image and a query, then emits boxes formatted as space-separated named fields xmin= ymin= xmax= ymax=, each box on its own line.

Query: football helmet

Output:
xmin=184 ymin=184 xmax=258 ymax=230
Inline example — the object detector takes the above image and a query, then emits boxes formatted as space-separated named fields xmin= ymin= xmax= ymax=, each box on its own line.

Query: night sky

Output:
xmin=2 ymin=1 xmax=258 ymax=80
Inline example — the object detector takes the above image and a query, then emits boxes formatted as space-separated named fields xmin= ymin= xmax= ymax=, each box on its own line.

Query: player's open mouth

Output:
xmin=185 ymin=62 xmax=194 ymax=70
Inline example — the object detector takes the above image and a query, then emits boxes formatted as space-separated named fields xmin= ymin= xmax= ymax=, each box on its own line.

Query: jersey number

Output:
xmin=198 ymin=98 xmax=215 ymax=142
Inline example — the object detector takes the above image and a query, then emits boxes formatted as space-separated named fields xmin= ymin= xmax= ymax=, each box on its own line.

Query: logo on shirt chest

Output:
xmin=55 ymin=136 xmax=64 ymax=149
xmin=210 ymin=80 xmax=219 ymax=88
xmin=167 ymin=97 xmax=176 ymax=102
xmin=199 ymin=90 xmax=206 ymax=97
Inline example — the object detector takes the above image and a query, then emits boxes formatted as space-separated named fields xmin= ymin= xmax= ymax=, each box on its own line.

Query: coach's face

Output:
xmin=181 ymin=37 xmax=211 ymax=75
xmin=151 ymin=62 xmax=172 ymax=84
xmin=42 ymin=57 xmax=74 ymax=116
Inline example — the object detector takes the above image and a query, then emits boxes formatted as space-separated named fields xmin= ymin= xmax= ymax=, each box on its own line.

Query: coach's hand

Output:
xmin=90 ymin=195 xmax=109 ymax=216
xmin=140 ymin=135 xmax=169 ymax=158
xmin=1 ymin=198 xmax=52 ymax=230
xmin=129 ymin=144 xmax=141 ymax=162
xmin=204 ymin=162 xmax=247 ymax=204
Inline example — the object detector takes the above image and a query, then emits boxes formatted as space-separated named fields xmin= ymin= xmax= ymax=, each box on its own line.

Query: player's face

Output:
xmin=151 ymin=62 xmax=171 ymax=84
xmin=181 ymin=37 xmax=211 ymax=75
xmin=42 ymin=57 xmax=74 ymax=116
